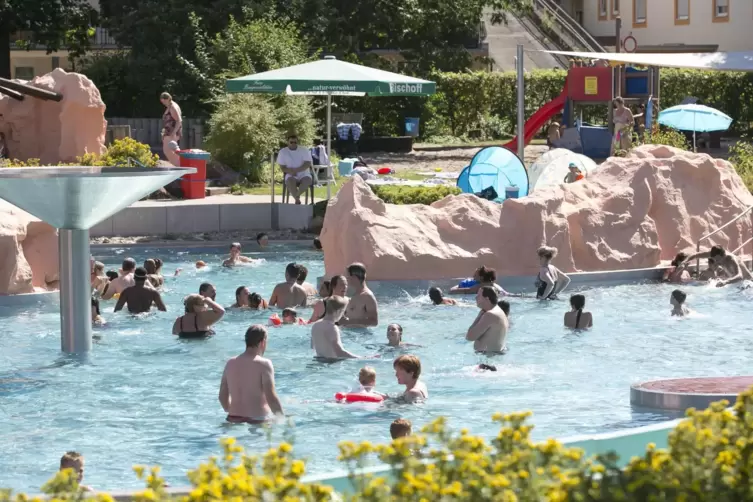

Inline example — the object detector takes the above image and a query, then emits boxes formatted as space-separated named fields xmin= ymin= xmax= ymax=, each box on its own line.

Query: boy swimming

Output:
xmin=670 ymin=289 xmax=689 ymax=317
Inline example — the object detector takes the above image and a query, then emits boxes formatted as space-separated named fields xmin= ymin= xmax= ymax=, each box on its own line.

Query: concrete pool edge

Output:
xmin=75 ymin=417 xmax=683 ymax=500
xmin=631 ymin=376 xmax=753 ymax=411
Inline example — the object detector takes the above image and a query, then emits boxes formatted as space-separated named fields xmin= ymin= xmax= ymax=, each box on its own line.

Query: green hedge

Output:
xmin=370 ymin=184 xmax=461 ymax=205
xmin=332 ymin=69 xmax=753 ymax=139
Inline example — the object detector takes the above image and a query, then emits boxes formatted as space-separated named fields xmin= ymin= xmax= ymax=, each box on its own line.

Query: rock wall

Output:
xmin=0 ymin=69 xmax=106 ymax=164
xmin=0 ymin=200 xmax=58 ymax=295
xmin=321 ymin=145 xmax=753 ymax=280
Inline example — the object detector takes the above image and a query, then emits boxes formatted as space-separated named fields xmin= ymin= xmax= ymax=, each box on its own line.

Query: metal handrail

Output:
xmin=534 ymin=0 xmax=606 ymax=54
xmin=696 ymin=204 xmax=753 ymax=273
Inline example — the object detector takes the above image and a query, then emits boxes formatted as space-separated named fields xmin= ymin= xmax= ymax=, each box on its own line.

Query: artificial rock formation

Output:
xmin=0 ymin=69 xmax=106 ymax=164
xmin=0 ymin=200 xmax=59 ymax=295
xmin=321 ymin=145 xmax=753 ymax=280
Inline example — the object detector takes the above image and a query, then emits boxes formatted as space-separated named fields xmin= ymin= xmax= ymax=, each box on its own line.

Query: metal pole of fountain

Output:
xmin=0 ymin=166 xmax=195 ymax=354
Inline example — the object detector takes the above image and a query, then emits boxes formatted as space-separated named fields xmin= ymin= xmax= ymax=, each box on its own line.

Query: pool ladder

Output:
xmin=696 ymin=204 xmax=753 ymax=274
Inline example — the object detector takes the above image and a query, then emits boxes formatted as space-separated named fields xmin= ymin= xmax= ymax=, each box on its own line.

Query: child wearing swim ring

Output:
xmin=353 ymin=367 xmax=387 ymax=398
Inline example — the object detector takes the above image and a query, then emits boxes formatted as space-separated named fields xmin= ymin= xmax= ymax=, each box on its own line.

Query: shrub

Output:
xmin=370 ymin=184 xmax=462 ymax=205
xmin=0 ymin=139 xmax=157 ymax=168
xmin=205 ymin=94 xmax=316 ymax=184
xmin=642 ymin=125 xmax=690 ymax=151
xmin=11 ymin=387 xmax=753 ymax=501
xmin=730 ymin=141 xmax=753 ymax=192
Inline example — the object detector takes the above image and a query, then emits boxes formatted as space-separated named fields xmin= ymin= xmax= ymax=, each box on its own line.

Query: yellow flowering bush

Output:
xmin=5 ymin=387 xmax=753 ymax=501
xmin=0 ymin=138 xmax=158 ymax=169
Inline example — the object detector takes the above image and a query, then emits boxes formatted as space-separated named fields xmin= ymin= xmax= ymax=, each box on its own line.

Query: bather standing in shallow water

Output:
xmin=339 ymin=263 xmax=378 ymax=328
xmin=536 ymin=246 xmax=571 ymax=300
xmin=219 ymin=325 xmax=284 ymax=423
xmin=685 ymin=245 xmax=752 ymax=287
xmin=466 ymin=286 xmax=508 ymax=354
xmin=564 ymin=294 xmax=593 ymax=329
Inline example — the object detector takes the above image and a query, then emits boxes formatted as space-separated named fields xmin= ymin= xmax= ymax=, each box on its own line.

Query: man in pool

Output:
xmin=102 ymin=257 xmax=139 ymax=300
xmin=199 ymin=282 xmax=216 ymax=301
xmin=114 ymin=268 xmax=167 ymax=314
xmin=670 ymin=289 xmax=689 ymax=317
xmin=338 ymin=263 xmax=378 ymax=327
xmin=219 ymin=324 xmax=284 ymax=423
xmin=269 ymin=263 xmax=308 ymax=309
xmin=311 ymin=296 xmax=363 ymax=359
xmin=685 ymin=245 xmax=752 ymax=287
xmin=466 ymin=286 xmax=508 ymax=353
xmin=222 ymin=243 xmax=256 ymax=267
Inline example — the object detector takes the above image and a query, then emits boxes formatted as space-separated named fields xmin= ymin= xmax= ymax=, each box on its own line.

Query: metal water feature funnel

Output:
xmin=0 ymin=166 xmax=195 ymax=353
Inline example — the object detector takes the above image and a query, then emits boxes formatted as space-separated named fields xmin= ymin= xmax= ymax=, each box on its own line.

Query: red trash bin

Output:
xmin=178 ymin=149 xmax=211 ymax=199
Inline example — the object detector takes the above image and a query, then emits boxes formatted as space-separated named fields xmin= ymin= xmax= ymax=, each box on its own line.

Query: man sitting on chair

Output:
xmin=278 ymin=134 xmax=313 ymax=204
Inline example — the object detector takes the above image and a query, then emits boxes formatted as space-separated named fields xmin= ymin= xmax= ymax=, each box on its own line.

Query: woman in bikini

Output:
xmin=564 ymin=294 xmax=593 ymax=329
xmin=160 ymin=92 xmax=182 ymax=166
xmin=172 ymin=294 xmax=225 ymax=338
xmin=536 ymin=246 xmax=571 ymax=300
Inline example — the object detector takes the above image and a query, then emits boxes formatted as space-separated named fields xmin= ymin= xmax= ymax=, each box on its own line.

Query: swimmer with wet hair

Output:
xmin=232 ymin=286 xmax=250 ymax=308
xmin=270 ymin=263 xmax=307 ymax=309
xmin=671 ymin=289 xmax=689 ymax=317
xmin=248 ymin=292 xmax=268 ymax=310
xmin=564 ymin=294 xmax=593 ymax=328
xmin=223 ymin=242 xmax=256 ymax=267
xmin=256 ymin=232 xmax=269 ymax=248
xmin=386 ymin=323 xmax=422 ymax=348
xmin=297 ymin=264 xmax=318 ymax=296
xmin=428 ymin=287 xmax=457 ymax=305
xmin=339 ymin=263 xmax=378 ymax=327
xmin=536 ymin=246 xmax=571 ymax=300
xmin=467 ymin=286 xmax=508 ymax=353
xmin=393 ymin=355 xmax=428 ymax=403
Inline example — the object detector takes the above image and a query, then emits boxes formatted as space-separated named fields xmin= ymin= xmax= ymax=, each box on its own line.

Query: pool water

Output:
xmin=2 ymin=243 xmax=752 ymax=492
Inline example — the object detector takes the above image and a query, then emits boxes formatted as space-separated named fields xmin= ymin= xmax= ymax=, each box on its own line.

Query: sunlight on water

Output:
xmin=1 ymin=243 xmax=751 ymax=491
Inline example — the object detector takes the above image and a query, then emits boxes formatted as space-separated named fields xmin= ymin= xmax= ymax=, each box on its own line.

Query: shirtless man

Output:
xmin=466 ymin=286 xmax=508 ymax=353
xmin=102 ymin=258 xmax=138 ymax=300
xmin=269 ymin=263 xmax=307 ymax=309
xmin=219 ymin=324 xmax=284 ymax=423
xmin=339 ymin=263 xmax=378 ymax=327
xmin=222 ymin=242 xmax=256 ymax=267
xmin=685 ymin=245 xmax=753 ymax=287
xmin=114 ymin=268 xmax=167 ymax=314
xmin=144 ymin=259 xmax=164 ymax=288
xmin=393 ymin=355 xmax=428 ymax=404
xmin=297 ymin=265 xmax=318 ymax=296
xmin=310 ymin=296 xmax=362 ymax=359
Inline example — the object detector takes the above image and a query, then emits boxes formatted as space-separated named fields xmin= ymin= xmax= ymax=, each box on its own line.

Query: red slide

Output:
xmin=503 ymin=84 xmax=568 ymax=152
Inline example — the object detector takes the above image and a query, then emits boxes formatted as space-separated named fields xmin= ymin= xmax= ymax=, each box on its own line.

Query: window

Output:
xmin=675 ymin=0 xmax=690 ymax=24
xmin=13 ymin=67 xmax=34 ymax=80
xmin=612 ymin=0 xmax=620 ymax=16
xmin=633 ymin=0 xmax=647 ymax=26
xmin=599 ymin=0 xmax=607 ymax=20
xmin=713 ymin=0 xmax=729 ymax=21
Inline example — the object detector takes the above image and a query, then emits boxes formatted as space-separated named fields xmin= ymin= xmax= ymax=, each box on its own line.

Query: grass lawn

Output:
xmin=238 ymin=170 xmax=432 ymax=199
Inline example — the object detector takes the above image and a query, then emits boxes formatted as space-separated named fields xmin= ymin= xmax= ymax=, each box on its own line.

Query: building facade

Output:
xmin=555 ymin=0 xmax=753 ymax=53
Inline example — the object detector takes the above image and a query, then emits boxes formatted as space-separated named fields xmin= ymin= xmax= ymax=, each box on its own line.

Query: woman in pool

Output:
xmin=172 ymin=294 xmax=225 ymax=338
xmin=428 ymin=287 xmax=457 ymax=305
xmin=308 ymin=280 xmax=332 ymax=323
xmin=564 ymin=294 xmax=592 ymax=329
xmin=386 ymin=323 xmax=422 ymax=348
xmin=231 ymin=286 xmax=251 ymax=308
xmin=393 ymin=354 xmax=428 ymax=404
xmin=90 ymin=261 xmax=109 ymax=296
xmin=536 ymin=246 xmax=571 ymax=300
xmin=662 ymin=252 xmax=691 ymax=284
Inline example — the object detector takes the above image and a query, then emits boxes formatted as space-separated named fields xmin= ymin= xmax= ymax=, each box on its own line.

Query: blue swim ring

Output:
xmin=458 ymin=278 xmax=478 ymax=288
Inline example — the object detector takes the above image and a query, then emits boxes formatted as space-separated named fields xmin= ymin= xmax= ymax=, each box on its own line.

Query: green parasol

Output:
xmin=226 ymin=56 xmax=435 ymax=197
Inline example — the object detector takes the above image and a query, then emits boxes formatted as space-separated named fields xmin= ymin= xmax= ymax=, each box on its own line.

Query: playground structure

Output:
xmin=503 ymin=64 xmax=660 ymax=159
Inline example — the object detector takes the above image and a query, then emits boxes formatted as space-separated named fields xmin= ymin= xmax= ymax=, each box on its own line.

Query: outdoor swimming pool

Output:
xmin=1 ymin=243 xmax=751 ymax=492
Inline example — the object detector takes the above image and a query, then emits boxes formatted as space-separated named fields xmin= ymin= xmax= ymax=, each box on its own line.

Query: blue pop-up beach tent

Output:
xmin=457 ymin=147 xmax=529 ymax=201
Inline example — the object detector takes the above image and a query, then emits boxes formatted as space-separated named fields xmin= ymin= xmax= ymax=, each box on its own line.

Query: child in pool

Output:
xmin=353 ymin=367 xmax=387 ymax=398
xmin=249 ymin=292 xmax=268 ymax=310
xmin=564 ymin=294 xmax=593 ymax=328
xmin=390 ymin=418 xmax=413 ymax=439
xmin=281 ymin=308 xmax=306 ymax=325
xmin=670 ymin=289 xmax=689 ymax=316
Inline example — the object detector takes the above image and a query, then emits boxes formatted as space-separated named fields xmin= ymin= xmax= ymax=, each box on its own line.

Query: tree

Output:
xmin=0 ymin=0 xmax=96 ymax=79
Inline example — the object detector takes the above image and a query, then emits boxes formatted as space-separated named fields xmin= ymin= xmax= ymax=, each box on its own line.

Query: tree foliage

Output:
xmin=0 ymin=0 xmax=96 ymax=78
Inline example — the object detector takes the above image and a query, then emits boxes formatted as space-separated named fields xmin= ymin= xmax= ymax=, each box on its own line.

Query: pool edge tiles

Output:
xmin=631 ymin=376 xmax=753 ymax=411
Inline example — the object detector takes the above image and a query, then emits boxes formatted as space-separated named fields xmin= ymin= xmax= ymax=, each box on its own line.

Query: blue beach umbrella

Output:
xmin=658 ymin=104 xmax=732 ymax=151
